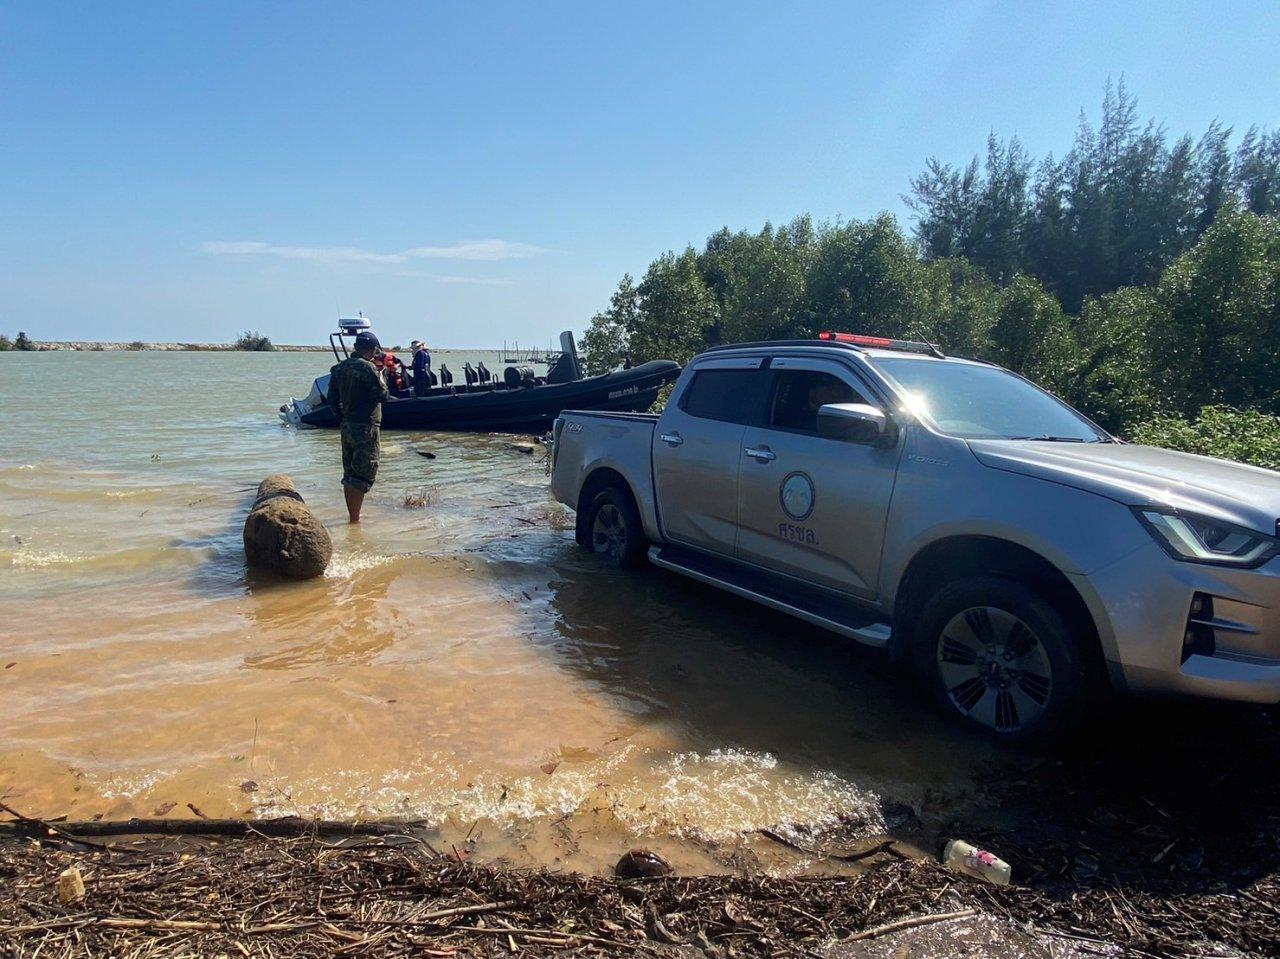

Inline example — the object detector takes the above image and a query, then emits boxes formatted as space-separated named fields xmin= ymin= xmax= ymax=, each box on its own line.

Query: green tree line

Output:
xmin=581 ymin=87 xmax=1280 ymax=468
xmin=909 ymin=80 xmax=1279 ymax=312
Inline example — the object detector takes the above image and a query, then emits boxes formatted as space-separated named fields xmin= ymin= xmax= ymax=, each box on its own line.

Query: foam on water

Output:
xmin=5 ymin=549 xmax=88 ymax=569
xmin=323 ymin=551 xmax=398 ymax=579
xmin=196 ymin=746 xmax=883 ymax=849
xmin=613 ymin=748 xmax=883 ymax=842
xmin=3 ymin=544 xmax=209 ymax=575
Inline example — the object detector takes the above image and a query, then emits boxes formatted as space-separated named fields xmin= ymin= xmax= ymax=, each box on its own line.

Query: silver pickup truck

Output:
xmin=550 ymin=334 xmax=1280 ymax=739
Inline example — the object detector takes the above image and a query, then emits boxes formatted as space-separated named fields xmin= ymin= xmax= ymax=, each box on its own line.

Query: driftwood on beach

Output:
xmin=3 ymin=832 xmax=1277 ymax=957
xmin=242 ymin=474 xmax=331 ymax=579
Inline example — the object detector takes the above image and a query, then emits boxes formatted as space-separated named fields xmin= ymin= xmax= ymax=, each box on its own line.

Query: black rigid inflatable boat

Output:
xmin=281 ymin=322 xmax=680 ymax=432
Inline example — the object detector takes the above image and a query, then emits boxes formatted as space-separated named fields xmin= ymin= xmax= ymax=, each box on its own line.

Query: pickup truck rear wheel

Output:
xmin=584 ymin=487 xmax=647 ymax=569
xmin=914 ymin=576 xmax=1085 ymax=741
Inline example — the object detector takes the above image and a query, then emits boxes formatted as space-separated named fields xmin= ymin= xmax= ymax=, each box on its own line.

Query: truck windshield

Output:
xmin=872 ymin=357 xmax=1108 ymax=442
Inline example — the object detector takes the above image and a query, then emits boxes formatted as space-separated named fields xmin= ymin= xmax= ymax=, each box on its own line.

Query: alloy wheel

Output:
xmin=936 ymin=606 xmax=1053 ymax=733
xmin=591 ymin=503 xmax=627 ymax=561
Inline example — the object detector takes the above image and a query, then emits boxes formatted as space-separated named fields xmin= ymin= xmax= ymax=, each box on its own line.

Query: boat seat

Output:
xmin=545 ymin=350 xmax=581 ymax=385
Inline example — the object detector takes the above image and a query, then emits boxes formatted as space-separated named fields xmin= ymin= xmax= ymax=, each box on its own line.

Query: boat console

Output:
xmin=329 ymin=315 xmax=373 ymax=361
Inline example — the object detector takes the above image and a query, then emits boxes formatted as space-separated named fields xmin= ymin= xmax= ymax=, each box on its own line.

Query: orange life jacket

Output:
xmin=381 ymin=355 xmax=403 ymax=390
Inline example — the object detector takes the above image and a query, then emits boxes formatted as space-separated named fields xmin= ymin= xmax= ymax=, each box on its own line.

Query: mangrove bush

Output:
xmin=235 ymin=331 xmax=275 ymax=351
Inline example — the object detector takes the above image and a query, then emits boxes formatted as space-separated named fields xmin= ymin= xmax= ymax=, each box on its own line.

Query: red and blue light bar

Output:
xmin=818 ymin=331 xmax=944 ymax=357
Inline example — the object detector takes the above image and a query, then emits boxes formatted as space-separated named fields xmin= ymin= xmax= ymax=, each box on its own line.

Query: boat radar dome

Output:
xmin=338 ymin=315 xmax=372 ymax=333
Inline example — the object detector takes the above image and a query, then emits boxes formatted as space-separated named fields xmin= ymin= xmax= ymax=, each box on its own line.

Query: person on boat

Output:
xmin=411 ymin=340 xmax=432 ymax=396
xmin=380 ymin=351 xmax=407 ymax=393
xmin=328 ymin=331 xmax=391 ymax=523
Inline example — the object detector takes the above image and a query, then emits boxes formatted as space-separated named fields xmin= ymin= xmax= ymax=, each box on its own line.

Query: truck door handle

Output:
xmin=659 ymin=432 xmax=683 ymax=447
xmin=744 ymin=446 xmax=776 ymax=462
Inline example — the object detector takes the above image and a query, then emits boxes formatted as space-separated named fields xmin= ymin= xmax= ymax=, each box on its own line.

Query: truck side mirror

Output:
xmin=817 ymin=403 xmax=893 ymax=446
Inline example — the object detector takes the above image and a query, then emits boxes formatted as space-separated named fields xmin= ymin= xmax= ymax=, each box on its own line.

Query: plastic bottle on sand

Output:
xmin=943 ymin=840 xmax=1011 ymax=886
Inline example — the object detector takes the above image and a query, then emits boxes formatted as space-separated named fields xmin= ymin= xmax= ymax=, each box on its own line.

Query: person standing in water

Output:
xmin=411 ymin=339 xmax=432 ymax=396
xmin=327 ymin=331 xmax=391 ymax=523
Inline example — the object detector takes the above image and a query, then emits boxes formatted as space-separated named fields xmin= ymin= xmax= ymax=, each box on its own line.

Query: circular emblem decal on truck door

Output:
xmin=779 ymin=471 xmax=816 ymax=521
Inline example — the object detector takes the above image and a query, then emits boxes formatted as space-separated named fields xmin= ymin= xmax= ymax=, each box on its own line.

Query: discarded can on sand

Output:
xmin=942 ymin=839 xmax=1011 ymax=886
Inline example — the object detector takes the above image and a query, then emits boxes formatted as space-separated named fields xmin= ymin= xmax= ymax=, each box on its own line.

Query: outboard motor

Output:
xmin=503 ymin=365 xmax=536 ymax=388
xmin=477 ymin=362 xmax=491 ymax=383
xmin=439 ymin=364 xmax=453 ymax=386
xmin=464 ymin=363 xmax=478 ymax=386
xmin=427 ymin=369 xmax=438 ymax=387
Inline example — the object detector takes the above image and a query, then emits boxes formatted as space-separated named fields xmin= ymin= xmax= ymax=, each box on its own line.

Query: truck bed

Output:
xmin=550 ymin=409 xmax=661 ymax=540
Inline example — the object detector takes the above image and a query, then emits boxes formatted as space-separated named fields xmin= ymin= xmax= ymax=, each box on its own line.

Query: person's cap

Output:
xmin=410 ymin=340 xmax=422 ymax=349
xmin=354 ymin=331 xmax=380 ymax=351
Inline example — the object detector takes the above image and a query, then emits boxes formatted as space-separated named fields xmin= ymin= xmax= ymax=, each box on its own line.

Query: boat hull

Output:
xmin=296 ymin=360 xmax=680 ymax=432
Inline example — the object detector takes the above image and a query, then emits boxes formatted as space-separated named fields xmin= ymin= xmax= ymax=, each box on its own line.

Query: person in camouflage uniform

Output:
xmin=327 ymin=331 xmax=392 ymax=523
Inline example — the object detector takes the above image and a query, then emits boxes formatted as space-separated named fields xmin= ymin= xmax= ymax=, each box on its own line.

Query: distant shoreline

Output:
xmin=23 ymin=341 xmax=330 ymax=352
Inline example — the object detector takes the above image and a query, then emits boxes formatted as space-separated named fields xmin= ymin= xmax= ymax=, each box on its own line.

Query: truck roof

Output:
xmin=699 ymin=338 xmax=995 ymax=367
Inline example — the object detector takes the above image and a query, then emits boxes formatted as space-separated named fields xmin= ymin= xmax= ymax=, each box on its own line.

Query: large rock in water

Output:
xmin=243 ymin=474 xmax=332 ymax=579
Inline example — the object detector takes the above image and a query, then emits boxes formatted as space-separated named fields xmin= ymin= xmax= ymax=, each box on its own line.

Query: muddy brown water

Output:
xmin=3 ymin=351 xmax=1277 ymax=885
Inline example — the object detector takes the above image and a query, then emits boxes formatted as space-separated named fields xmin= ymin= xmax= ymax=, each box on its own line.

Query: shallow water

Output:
xmin=0 ymin=350 xmax=1009 ymax=874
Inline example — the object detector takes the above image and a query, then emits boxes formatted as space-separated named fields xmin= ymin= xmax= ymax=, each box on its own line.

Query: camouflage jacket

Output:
xmin=327 ymin=356 xmax=390 ymax=426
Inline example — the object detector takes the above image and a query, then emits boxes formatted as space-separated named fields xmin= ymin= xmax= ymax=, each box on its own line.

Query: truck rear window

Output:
xmin=681 ymin=370 xmax=764 ymax=424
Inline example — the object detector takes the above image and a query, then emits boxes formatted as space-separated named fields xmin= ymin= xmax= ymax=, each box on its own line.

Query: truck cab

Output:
xmin=550 ymin=334 xmax=1280 ymax=740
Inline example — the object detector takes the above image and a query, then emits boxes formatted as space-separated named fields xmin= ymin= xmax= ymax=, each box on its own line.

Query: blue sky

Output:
xmin=2 ymin=1 xmax=1277 ymax=348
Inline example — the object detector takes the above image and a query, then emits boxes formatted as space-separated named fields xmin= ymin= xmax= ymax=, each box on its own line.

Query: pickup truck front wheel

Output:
xmin=583 ymin=487 xmax=648 ymax=569
xmin=914 ymin=577 xmax=1085 ymax=741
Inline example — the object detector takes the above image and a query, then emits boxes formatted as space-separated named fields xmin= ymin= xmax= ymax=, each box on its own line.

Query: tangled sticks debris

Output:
xmin=0 ymin=831 xmax=1277 ymax=958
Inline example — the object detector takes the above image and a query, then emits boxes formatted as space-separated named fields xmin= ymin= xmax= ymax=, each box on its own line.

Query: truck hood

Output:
xmin=967 ymin=439 xmax=1280 ymax=534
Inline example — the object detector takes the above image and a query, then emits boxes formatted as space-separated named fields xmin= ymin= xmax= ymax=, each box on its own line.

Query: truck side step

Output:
xmin=648 ymin=545 xmax=892 ymax=649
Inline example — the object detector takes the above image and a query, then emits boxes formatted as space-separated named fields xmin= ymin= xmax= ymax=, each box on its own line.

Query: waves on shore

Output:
xmin=2 ymin=542 xmax=211 ymax=575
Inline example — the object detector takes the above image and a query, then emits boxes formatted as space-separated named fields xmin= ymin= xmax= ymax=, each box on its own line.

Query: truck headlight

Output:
xmin=1136 ymin=508 xmax=1280 ymax=568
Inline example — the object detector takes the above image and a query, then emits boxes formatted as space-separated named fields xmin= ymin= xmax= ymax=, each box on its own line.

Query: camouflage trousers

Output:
xmin=340 ymin=422 xmax=380 ymax=492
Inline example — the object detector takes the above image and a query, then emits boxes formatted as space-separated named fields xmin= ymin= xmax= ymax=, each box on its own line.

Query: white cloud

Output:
xmin=403 ymin=240 xmax=545 ymax=261
xmin=201 ymin=238 xmax=545 ymax=266
xmin=200 ymin=241 xmax=405 ymax=265
xmin=431 ymin=275 xmax=513 ymax=286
